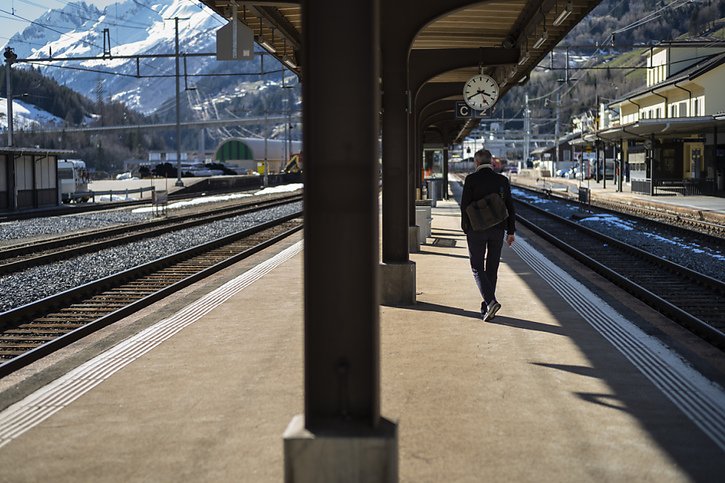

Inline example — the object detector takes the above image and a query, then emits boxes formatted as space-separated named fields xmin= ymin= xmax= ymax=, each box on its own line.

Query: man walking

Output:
xmin=461 ymin=149 xmax=516 ymax=321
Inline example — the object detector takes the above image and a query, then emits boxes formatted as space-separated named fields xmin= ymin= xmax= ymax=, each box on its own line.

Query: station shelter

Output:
xmin=196 ymin=1 xmax=602 ymax=480
xmin=0 ymin=147 xmax=71 ymax=211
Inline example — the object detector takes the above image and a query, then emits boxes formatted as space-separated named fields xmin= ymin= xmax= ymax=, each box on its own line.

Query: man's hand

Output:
xmin=506 ymin=234 xmax=515 ymax=246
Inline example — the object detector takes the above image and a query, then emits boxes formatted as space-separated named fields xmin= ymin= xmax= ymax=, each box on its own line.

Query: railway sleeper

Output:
xmin=33 ymin=316 xmax=93 ymax=323
xmin=0 ymin=351 xmax=26 ymax=358
xmin=4 ymin=328 xmax=74 ymax=334
xmin=1 ymin=336 xmax=56 ymax=343
xmin=0 ymin=342 xmax=48 ymax=349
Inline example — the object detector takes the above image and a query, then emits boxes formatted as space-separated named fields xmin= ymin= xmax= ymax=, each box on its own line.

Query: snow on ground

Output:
xmin=0 ymin=98 xmax=64 ymax=130
xmin=131 ymin=183 xmax=303 ymax=214
xmin=511 ymin=188 xmax=555 ymax=204
xmin=577 ymin=213 xmax=725 ymax=261
xmin=513 ymin=188 xmax=725 ymax=275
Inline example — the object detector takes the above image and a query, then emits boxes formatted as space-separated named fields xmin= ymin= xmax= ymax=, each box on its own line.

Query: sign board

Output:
xmin=578 ymin=187 xmax=590 ymax=204
xmin=152 ymin=189 xmax=168 ymax=205
xmin=216 ymin=20 xmax=254 ymax=61
xmin=455 ymin=101 xmax=487 ymax=119
xmin=152 ymin=189 xmax=168 ymax=217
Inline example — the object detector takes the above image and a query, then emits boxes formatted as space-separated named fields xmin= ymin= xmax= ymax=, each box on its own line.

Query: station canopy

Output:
xmin=200 ymin=0 xmax=600 ymax=142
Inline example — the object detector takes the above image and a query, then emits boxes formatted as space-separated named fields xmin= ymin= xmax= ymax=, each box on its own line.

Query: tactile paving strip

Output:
xmin=0 ymin=240 xmax=303 ymax=449
xmin=512 ymin=237 xmax=725 ymax=451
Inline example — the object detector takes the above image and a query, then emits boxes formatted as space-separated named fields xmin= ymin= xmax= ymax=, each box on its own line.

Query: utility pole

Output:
xmin=523 ymin=93 xmax=530 ymax=169
xmin=263 ymin=92 xmax=269 ymax=187
xmin=554 ymin=91 xmax=560 ymax=175
xmin=174 ymin=17 xmax=184 ymax=187
xmin=283 ymin=96 xmax=288 ymax=163
xmin=4 ymin=47 xmax=17 ymax=147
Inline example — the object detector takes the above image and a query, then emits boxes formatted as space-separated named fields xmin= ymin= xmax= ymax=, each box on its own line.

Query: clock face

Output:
xmin=463 ymin=74 xmax=499 ymax=111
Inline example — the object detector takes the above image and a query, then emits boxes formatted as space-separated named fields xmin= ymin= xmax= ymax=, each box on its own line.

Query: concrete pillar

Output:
xmin=443 ymin=148 xmax=449 ymax=199
xmin=380 ymin=2 xmax=416 ymax=305
xmin=284 ymin=0 xmax=397 ymax=481
xmin=408 ymin=119 xmax=421 ymax=254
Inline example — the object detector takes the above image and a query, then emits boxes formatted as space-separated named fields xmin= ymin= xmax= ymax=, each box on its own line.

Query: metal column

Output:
xmin=380 ymin=2 xmax=416 ymax=302
xmin=302 ymin=0 xmax=380 ymax=432
xmin=4 ymin=51 xmax=15 ymax=147
xmin=443 ymin=148 xmax=449 ymax=199
xmin=381 ymin=26 xmax=410 ymax=265
xmin=285 ymin=3 xmax=396 ymax=480
xmin=173 ymin=17 xmax=184 ymax=188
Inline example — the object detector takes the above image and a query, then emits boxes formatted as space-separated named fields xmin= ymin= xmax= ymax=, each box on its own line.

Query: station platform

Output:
xmin=0 ymin=195 xmax=724 ymax=481
xmin=509 ymin=173 xmax=725 ymax=229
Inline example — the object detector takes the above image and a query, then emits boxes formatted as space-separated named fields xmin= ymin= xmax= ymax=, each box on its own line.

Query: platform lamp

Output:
xmin=4 ymin=47 xmax=18 ymax=147
xmin=552 ymin=0 xmax=573 ymax=27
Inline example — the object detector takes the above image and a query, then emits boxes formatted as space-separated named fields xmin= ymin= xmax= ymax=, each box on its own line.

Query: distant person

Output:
xmin=461 ymin=149 xmax=516 ymax=321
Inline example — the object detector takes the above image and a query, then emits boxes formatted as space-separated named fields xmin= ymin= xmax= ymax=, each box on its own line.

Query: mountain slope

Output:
xmin=6 ymin=0 xmax=257 ymax=114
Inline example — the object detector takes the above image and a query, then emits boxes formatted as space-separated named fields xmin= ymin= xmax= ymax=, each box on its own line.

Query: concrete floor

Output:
xmin=0 ymin=198 xmax=723 ymax=482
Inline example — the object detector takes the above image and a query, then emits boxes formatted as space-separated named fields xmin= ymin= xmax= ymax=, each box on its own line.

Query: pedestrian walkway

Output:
xmin=0 ymin=199 xmax=723 ymax=482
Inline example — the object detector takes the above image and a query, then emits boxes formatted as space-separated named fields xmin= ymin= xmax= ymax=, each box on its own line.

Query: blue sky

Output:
xmin=1 ymin=1 xmax=120 ymax=48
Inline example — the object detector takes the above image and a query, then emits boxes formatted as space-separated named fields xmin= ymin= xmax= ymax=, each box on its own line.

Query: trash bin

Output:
xmin=415 ymin=200 xmax=432 ymax=244
xmin=426 ymin=178 xmax=443 ymax=205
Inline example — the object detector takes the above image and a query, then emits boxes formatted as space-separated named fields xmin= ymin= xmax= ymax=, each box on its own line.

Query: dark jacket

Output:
xmin=461 ymin=167 xmax=516 ymax=234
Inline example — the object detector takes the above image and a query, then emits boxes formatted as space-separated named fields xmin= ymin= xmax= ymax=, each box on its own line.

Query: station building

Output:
xmin=599 ymin=43 xmax=725 ymax=196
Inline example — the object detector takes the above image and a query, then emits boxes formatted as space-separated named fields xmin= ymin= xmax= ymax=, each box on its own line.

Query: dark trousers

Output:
xmin=466 ymin=226 xmax=505 ymax=305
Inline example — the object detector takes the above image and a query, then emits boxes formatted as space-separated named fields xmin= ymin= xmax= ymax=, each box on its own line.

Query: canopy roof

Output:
xmin=200 ymin=0 xmax=600 ymax=142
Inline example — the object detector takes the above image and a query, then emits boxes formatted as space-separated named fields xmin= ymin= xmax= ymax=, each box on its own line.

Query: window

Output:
xmin=0 ymin=155 xmax=6 ymax=189
xmin=655 ymin=108 xmax=661 ymax=119
xmin=670 ymin=104 xmax=677 ymax=117
xmin=15 ymin=156 xmax=33 ymax=190
xmin=694 ymin=99 xmax=700 ymax=116
xmin=679 ymin=102 xmax=687 ymax=117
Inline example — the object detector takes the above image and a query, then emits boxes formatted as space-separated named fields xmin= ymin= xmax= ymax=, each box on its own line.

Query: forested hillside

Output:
xmin=495 ymin=0 xmax=725 ymax=136
xmin=1 ymin=65 xmax=163 ymax=174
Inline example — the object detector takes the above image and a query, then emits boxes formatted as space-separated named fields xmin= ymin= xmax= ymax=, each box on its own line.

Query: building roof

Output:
xmin=610 ymin=51 xmax=725 ymax=107
xmin=597 ymin=116 xmax=725 ymax=141
xmin=0 ymin=147 xmax=75 ymax=155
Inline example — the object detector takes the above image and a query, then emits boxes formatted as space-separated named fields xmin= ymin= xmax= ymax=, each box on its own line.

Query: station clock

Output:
xmin=463 ymin=74 xmax=500 ymax=111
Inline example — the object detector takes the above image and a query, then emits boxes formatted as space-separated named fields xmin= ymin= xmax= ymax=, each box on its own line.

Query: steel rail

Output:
xmin=0 ymin=213 xmax=303 ymax=378
xmin=0 ymin=182 xmax=269 ymax=223
xmin=0 ymin=194 xmax=302 ymax=274
xmin=512 ymin=182 xmax=725 ymax=239
xmin=513 ymin=198 xmax=725 ymax=350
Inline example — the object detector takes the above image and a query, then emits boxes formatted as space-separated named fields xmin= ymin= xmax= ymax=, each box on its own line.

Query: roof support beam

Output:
xmin=284 ymin=10 xmax=399 ymax=482
xmin=380 ymin=1 xmax=487 ymax=270
xmin=409 ymin=48 xmax=519 ymax=99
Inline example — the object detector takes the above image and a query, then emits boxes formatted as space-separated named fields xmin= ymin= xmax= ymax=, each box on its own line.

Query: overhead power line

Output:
xmin=0 ymin=7 xmax=104 ymax=51
xmin=47 ymin=0 xmax=150 ymax=28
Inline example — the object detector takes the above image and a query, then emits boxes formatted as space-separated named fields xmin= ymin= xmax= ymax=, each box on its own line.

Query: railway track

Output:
xmin=0 ymin=211 xmax=303 ymax=377
xmin=0 ymin=194 xmax=302 ymax=275
xmin=512 ymin=181 xmax=725 ymax=239
xmin=0 ymin=180 xmax=285 ymax=223
xmin=513 ymin=198 xmax=725 ymax=350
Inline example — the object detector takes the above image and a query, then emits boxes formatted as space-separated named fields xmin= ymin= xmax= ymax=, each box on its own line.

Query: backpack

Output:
xmin=465 ymin=185 xmax=508 ymax=231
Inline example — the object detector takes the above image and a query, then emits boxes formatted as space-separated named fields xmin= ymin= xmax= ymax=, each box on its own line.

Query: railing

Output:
xmin=653 ymin=179 xmax=715 ymax=196
xmin=68 ymin=186 xmax=156 ymax=203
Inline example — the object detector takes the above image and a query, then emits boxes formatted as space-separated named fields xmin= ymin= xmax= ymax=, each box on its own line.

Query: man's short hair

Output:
xmin=474 ymin=149 xmax=493 ymax=164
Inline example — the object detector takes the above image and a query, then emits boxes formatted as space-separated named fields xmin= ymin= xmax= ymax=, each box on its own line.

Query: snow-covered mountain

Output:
xmin=0 ymin=97 xmax=65 ymax=132
xmin=6 ymin=0 xmax=258 ymax=114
